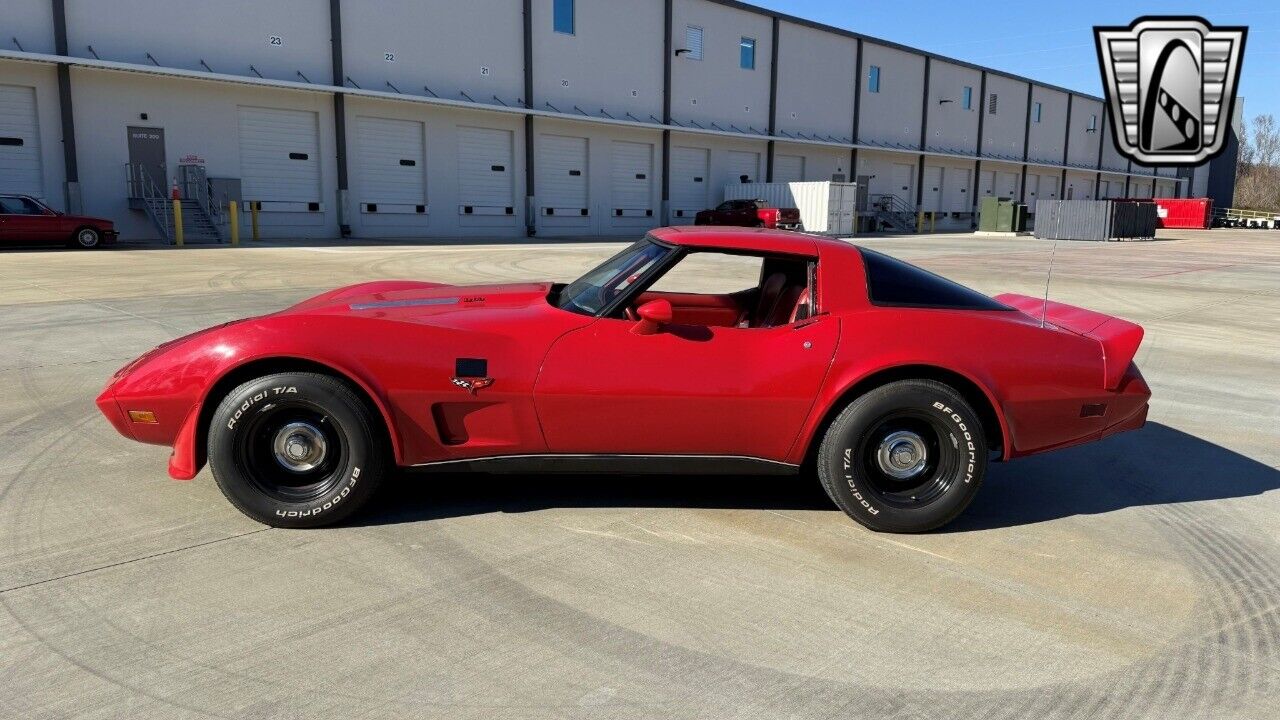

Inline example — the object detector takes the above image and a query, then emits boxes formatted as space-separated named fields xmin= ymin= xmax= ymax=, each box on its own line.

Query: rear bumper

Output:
xmin=1100 ymin=363 xmax=1151 ymax=440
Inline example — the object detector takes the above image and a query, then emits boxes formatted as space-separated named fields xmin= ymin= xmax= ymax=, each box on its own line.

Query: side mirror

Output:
xmin=631 ymin=299 xmax=672 ymax=335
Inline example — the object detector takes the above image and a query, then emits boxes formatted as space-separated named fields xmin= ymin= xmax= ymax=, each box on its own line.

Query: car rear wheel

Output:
xmin=208 ymin=372 xmax=389 ymax=528
xmin=72 ymin=227 xmax=100 ymax=249
xmin=816 ymin=379 xmax=988 ymax=533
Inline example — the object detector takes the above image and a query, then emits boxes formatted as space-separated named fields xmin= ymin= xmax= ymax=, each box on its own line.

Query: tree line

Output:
xmin=1236 ymin=114 xmax=1279 ymax=211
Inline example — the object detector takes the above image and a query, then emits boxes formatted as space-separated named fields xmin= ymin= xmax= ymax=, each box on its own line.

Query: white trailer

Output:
xmin=722 ymin=181 xmax=857 ymax=235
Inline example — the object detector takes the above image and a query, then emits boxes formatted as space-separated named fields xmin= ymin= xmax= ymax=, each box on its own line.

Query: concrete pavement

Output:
xmin=1 ymin=229 xmax=1277 ymax=719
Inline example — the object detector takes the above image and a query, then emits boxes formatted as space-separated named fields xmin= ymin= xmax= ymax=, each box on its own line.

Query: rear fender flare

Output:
xmin=790 ymin=362 xmax=1011 ymax=465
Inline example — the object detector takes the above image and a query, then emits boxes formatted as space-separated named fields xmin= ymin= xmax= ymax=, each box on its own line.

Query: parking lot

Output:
xmin=1 ymin=229 xmax=1277 ymax=719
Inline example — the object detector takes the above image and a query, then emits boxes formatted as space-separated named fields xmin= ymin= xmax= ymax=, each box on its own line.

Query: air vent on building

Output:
xmin=988 ymin=94 xmax=998 ymax=115
xmin=290 ymin=152 xmax=309 ymax=160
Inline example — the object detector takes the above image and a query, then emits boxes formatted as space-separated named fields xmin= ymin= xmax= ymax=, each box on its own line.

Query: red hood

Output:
xmin=65 ymin=213 xmax=114 ymax=226
xmin=282 ymin=280 xmax=556 ymax=319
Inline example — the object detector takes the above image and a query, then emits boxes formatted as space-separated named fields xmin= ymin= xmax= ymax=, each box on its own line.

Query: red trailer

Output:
xmin=1152 ymin=198 xmax=1214 ymax=229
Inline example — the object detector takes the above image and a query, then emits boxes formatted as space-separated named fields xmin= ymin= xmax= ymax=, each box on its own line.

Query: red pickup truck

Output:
xmin=694 ymin=199 xmax=802 ymax=230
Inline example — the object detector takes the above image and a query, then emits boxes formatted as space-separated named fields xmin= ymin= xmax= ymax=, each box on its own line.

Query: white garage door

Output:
xmin=997 ymin=171 xmax=1019 ymax=199
xmin=0 ymin=85 xmax=43 ymax=198
xmin=978 ymin=170 xmax=994 ymax=199
xmin=537 ymin=134 xmax=588 ymax=217
xmin=611 ymin=140 xmax=653 ymax=218
xmin=458 ymin=126 xmax=514 ymax=215
xmin=1040 ymin=175 xmax=1059 ymax=200
xmin=943 ymin=167 xmax=971 ymax=212
xmin=773 ymin=154 xmax=804 ymax=183
xmin=671 ymin=146 xmax=709 ymax=221
xmin=726 ymin=150 xmax=760 ymax=186
xmin=921 ymin=166 xmax=943 ymax=212
xmin=356 ymin=116 xmax=425 ymax=213
xmin=890 ymin=163 xmax=915 ymax=200
xmin=1025 ymin=174 xmax=1041 ymax=203
xmin=238 ymin=107 xmax=321 ymax=208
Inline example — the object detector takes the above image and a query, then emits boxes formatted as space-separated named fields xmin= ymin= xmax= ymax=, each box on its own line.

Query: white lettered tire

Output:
xmin=208 ymin=372 xmax=388 ymax=528
xmin=817 ymin=379 xmax=988 ymax=533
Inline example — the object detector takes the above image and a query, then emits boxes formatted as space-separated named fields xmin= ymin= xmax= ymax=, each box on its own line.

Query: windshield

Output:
xmin=556 ymin=238 xmax=672 ymax=316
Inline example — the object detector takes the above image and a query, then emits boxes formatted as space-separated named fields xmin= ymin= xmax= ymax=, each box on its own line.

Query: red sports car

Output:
xmin=97 ymin=228 xmax=1150 ymax=532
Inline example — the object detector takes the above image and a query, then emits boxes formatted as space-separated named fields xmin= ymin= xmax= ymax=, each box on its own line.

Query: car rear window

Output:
xmin=857 ymin=247 xmax=1011 ymax=310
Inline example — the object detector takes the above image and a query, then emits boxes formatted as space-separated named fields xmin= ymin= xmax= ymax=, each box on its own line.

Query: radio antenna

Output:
xmin=1040 ymin=200 xmax=1064 ymax=328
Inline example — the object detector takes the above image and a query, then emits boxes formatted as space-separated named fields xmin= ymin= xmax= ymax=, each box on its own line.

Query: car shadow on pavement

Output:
xmin=355 ymin=422 xmax=1279 ymax=531
xmin=944 ymin=422 xmax=1280 ymax=532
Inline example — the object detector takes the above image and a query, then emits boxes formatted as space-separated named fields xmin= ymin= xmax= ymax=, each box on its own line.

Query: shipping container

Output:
xmin=722 ymin=181 xmax=858 ymax=235
xmin=1152 ymin=197 xmax=1213 ymax=229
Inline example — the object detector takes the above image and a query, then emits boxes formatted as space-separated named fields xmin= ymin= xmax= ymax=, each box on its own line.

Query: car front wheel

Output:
xmin=208 ymin=372 xmax=389 ymax=528
xmin=73 ymin=227 xmax=100 ymax=249
xmin=817 ymin=379 xmax=988 ymax=533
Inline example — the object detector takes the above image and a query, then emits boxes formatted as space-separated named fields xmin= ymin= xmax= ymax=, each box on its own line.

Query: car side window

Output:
xmin=19 ymin=198 xmax=45 ymax=214
xmin=639 ymin=251 xmax=815 ymax=329
xmin=647 ymin=251 xmax=764 ymax=295
xmin=0 ymin=197 xmax=28 ymax=214
xmin=715 ymin=201 xmax=735 ymax=212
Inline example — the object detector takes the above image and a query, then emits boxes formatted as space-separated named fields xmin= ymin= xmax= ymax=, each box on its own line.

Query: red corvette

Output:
xmin=97 ymin=228 xmax=1150 ymax=532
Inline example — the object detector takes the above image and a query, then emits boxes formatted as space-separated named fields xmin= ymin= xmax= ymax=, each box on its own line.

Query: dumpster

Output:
xmin=1152 ymin=198 xmax=1213 ymax=229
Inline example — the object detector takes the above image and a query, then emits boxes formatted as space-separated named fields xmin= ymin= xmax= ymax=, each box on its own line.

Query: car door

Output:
xmin=533 ymin=311 xmax=839 ymax=461
xmin=0 ymin=196 xmax=51 ymax=243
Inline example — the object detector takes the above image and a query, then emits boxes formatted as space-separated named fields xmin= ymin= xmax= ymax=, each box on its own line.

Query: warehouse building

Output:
xmin=1 ymin=0 xmax=1211 ymax=242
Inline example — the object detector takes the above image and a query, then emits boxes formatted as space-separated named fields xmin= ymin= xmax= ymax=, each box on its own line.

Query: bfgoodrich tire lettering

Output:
xmin=817 ymin=379 xmax=988 ymax=533
xmin=208 ymin=372 xmax=388 ymax=528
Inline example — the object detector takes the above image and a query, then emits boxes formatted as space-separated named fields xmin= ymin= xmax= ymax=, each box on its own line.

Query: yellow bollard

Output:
xmin=229 ymin=201 xmax=240 ymax=246
xmin=250 ymin=201 xmax=260 ymax=241
xmin=916 ymin=210 xmax=924 ymax=233
xmin=173 ymin=198 xmax=184 ymax=246
xmin=930 ymin=211 xmax=936 ymax=234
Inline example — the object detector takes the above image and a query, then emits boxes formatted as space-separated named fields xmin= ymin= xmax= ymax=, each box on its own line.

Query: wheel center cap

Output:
xmin=272 ymin=422 xmax=327 ymax=472
xmin=876 ymin=430 xmax=928 ymax=480
xmin=286 ymin=436 xmax=310 ymax=460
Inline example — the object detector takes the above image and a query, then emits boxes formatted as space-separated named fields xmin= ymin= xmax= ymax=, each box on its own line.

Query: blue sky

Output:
xmin=753 ymin=1 xmax=1276 ymax=127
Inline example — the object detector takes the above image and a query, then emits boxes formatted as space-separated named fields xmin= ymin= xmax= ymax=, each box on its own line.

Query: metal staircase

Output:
xmin=870 ymin=193 xmax=918 ymax=232
xmin=126 ymin=163 xmax=223 ymax=243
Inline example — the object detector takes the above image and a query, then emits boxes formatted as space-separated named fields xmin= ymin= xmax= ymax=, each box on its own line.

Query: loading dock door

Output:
xmin=944 ymin=168 xmax=970 ymax=212
xmin=921 ymin=166 xmax=943 ymax=212
xmin=726 ymin=151 xmax=760 ymax=187
xmin=1041 ymin=175 xmax=1059 ymax=200
xmin=611 ymin=140 xmax=653 ymax=218
xmin=774 ymin=154 xmax=804 ymax=183
xmin=537 ymin=134 xmax=588 ymax=217
xmin=0 ymin=85 xmax=44 ymax=198
xmin=891 ymin=163 xmax=914 ymax=203
xmin=1025 ymin=174 xmax=1041 ymax=204
xmin=356 ymin=116 xmax=425 ymax=213
xmin=997 ymin=172 xmax=1019 ymax=199
xmin=238 ymin=107 xmax=321 ymax=208
xmin=979 ymin=170 xmax=994 ymax=199
xmin=671 ymin=146 xmax=709 ymax=220
xmin=458 ymin=127 xmax=515 ymax=215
